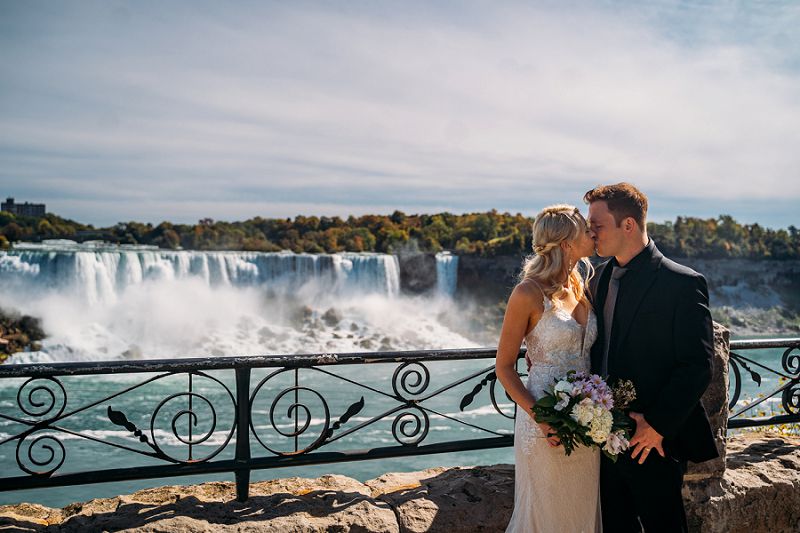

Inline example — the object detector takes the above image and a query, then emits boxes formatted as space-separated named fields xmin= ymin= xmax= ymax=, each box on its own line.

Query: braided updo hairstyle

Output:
xmin=520 ymin=204 xmax=593 ymax=303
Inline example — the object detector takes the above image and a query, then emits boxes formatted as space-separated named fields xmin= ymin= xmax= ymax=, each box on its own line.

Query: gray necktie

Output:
xmin=601 ymin=265 xmax=628 ymax=376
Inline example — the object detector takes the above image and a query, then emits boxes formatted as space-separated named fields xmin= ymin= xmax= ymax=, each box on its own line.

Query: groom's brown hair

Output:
xmin=583 ymin=182 xmax=648 ymax=229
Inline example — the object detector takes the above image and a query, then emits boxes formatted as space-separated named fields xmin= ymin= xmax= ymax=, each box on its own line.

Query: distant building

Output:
xmin=1 ymin=198 xmax=46 ymax=217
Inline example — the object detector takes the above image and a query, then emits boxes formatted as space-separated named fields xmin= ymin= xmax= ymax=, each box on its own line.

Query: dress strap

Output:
xmin=526 ymin=279 xmax=551 ymax=311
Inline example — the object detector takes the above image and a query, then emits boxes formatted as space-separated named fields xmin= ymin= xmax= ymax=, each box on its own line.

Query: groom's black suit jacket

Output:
xmin=589 ymin=240 xmax=718 ymax=463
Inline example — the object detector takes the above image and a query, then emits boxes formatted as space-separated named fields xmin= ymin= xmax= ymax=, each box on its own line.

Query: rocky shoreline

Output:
xmin=711 ymin=305 xmax=800 ymax=337
xmin=0 ymin=308 xmax=45 ymax=363
xmin=1 ymin=432 xmax=797 ymax=532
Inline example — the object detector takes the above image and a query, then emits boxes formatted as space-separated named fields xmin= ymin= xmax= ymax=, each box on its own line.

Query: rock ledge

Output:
xmin=1 ymin=433 xmax=797 ymax=532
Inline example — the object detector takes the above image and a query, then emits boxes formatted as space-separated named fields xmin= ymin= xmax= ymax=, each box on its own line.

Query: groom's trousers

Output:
xmin=600 ymin=452 xmax=688 ymax=533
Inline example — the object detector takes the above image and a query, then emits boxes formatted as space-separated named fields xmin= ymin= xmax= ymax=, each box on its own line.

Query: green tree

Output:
xmin=2 ymin=222 xmax=23 ymax=241
xmin=36 ymin=219 xmax=56 ymax=238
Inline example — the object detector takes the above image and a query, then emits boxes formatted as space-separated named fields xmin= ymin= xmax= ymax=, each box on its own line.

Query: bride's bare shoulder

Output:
xmin=509 ymin=279 xmax=546 ymax=312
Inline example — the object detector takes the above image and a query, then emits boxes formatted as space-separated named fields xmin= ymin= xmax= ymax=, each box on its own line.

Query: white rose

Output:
xmin=554 ymin=380 xmax=572 ymax=394
xmin=554 ymin=393 xmax=570 ymax=412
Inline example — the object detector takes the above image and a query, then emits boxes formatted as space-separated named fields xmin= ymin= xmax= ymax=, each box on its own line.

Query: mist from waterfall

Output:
xmin=0 ymin=242 xmax=478 ymax=364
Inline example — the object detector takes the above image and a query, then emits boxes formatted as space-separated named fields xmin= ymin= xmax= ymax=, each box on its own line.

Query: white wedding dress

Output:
xmin=506 ymin=296 xmax=601 ymax=533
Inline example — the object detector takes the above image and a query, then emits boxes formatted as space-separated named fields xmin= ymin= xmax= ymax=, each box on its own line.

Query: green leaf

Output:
xmin=535 ymin=395 xmax=557 ymax=408
xmin=602 ymin=449 xmax=619 ymax=463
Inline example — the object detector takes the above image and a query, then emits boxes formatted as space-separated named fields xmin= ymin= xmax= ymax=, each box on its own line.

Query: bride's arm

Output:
xmin=496 ymin=284 xmax=560 ymax=447
xmin=495 ymin=283 xmax=542 ymax=416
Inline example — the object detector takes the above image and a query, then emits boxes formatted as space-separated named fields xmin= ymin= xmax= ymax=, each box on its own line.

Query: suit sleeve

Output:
xmin=644 ymin=273 xmax=714 ymax=440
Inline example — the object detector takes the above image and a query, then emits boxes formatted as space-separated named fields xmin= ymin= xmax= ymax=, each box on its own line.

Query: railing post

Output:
xmin=234 ymin=367 xmax=251 ymax=502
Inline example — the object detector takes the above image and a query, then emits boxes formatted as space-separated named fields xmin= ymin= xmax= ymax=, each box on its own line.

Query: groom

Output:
xmin=584 ymin=183 xmax=718 ymax=532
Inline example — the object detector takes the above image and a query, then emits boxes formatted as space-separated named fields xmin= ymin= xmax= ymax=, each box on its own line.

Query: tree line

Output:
xmin=0 ymin=209 xmax=798 ymax=259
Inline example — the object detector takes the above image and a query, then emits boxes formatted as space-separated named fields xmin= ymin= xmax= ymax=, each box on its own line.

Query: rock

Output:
xmin=0 ymin=307 xmax=47 ymax=358
xmin=455 ymin=255 xmax=521 ymax=303
xmin=18 ymin=315 xmax=45 ymax=341
xmin=359 ymin=338 xmax=374 ymax=349
xmin=0 ymin=502 xmax=61 ymax=529
xmin=687 ymin=322 xmax=729 ymax=480
xmin=2 ymin=475 xmax=398 ymax=532
xmin=684 ymin=432 xmax=800 ymax=533
xmin=322 ymin=308 xmax=341 ymax=327
xmin=365 ymin=465 xmax=515 ymax=533
xmin=365 ymin=467 xmax=447 ymax=497
xmin=380 ymin=336 xmax=394 ymax=350
xmin=289 ymin=305 xmax=314 ymax=328
xmin=1 ymin=435 xmax=797 ymax=532
xmin=397 ymin=253 xmax=437 ymax=294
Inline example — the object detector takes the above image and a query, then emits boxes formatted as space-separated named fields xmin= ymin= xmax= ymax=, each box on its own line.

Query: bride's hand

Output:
xmin=537 ymin=421 xmax=560 ymax=447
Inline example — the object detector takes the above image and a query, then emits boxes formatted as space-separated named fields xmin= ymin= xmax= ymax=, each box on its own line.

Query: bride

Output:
xmin=496 ymin=204 xmax=601 ymax=532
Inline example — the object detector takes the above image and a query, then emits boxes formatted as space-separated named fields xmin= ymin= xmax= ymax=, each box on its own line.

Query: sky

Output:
xmin=1 ymin=0 xmax=798 ymax=228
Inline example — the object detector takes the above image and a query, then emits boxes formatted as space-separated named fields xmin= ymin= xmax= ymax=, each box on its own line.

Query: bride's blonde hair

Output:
xmin=519 ymin=204 xmax=593 ymax=303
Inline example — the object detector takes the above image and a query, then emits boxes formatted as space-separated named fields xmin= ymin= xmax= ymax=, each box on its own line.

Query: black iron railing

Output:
xmin=727 ymin=338 xmax=800 ymax=429
xmin=0 ymin=348 xmax=516 ymax=501
xmin=0 ymin=338 xmax=797 ymax=501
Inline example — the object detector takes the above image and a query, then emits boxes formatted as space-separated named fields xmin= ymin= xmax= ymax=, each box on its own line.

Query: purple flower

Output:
xmin=599 ymin=395 xmax=614 ymax=410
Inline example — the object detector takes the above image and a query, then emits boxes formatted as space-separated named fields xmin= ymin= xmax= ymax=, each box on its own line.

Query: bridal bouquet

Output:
xmin=531 ymin=371 xmax=637 ymax=461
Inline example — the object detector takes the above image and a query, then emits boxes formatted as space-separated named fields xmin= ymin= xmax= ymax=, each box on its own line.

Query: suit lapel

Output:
xmin=611 ymin=247 xmax=663 ymax=357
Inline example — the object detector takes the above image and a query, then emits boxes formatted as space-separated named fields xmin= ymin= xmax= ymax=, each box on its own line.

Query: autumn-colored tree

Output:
xmin=0 ymin=208 xmax=796 ymax=259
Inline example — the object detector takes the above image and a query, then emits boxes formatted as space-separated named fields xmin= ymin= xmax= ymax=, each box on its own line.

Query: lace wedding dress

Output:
xmin=506 ymin=296 xmax=601 ymax=533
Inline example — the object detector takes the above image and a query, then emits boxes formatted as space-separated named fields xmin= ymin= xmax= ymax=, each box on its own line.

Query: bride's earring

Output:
xmin=562 ymin=242 xmax=574 ymax=272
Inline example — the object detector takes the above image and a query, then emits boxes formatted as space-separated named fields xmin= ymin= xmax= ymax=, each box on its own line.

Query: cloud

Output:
xmin=0 ymin=0 xmax=798 ymax=226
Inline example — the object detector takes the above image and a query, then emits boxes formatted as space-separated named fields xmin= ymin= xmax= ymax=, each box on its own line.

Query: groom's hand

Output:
xmin=628 ymin=412 xmax=665 ymax=464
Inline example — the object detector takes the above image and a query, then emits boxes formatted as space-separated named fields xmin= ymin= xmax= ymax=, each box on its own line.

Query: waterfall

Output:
xmin=435 ymin=252 xmax=459 ymax=297
xmin=0 ymin=242 xmax=401 ymax=306
xmin=0 ymin=242 xmax=478 ymax=364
